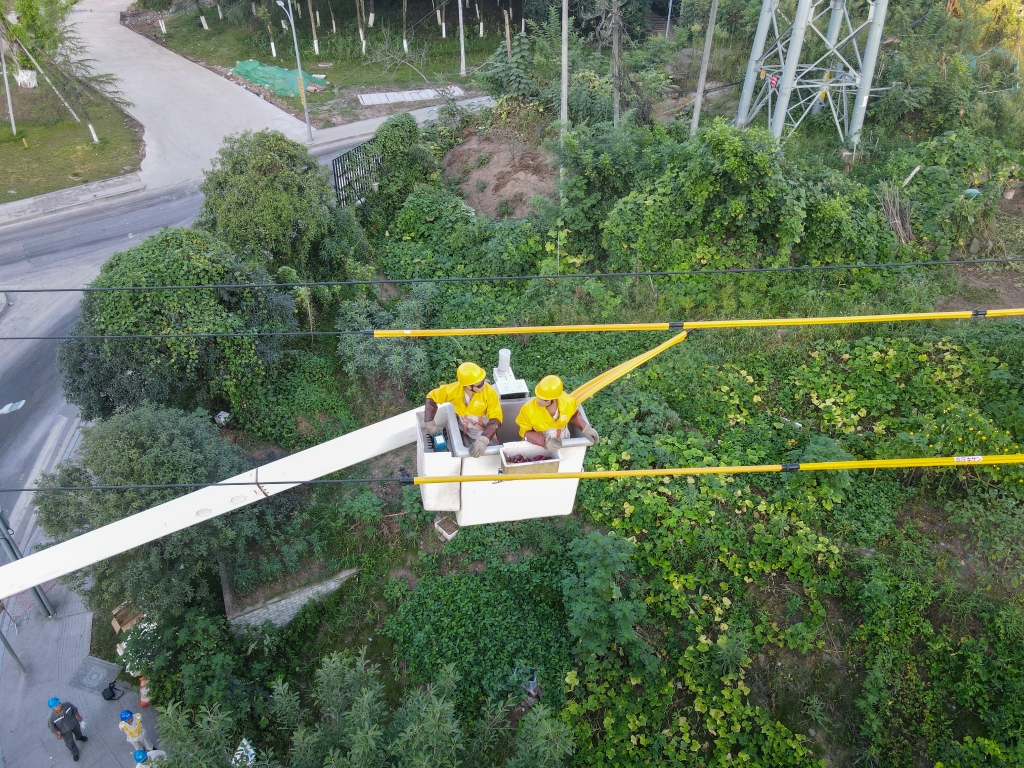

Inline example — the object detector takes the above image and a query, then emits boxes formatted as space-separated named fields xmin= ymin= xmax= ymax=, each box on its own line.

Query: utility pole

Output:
xmin=559 ymin=0 xmax=568 ymax=136
xmin=277 ymin=0 xmax=313 ymax=141
xmin=0 ymin=508 xmax=56 ymax=619
xmin=0 ymin=621 xmax=27 ymax=674
xmin=1 ymin=32 xmax=15 ymax=136
xmin=458 ymin=0 xmax=466 ymax=76
xmin=611 ymin=0 xmax=620 ymax=128
xmin=664 ymin=0 xmax=673 ymax=38
xmin=689 ymin=0 xmax=718 ymax=136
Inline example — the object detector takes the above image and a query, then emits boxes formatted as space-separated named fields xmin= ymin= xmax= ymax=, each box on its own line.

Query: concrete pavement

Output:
xmin=0 ymin=580 xmax=153 ymax=768
xmin=73 ymin=0 xmax=309 ymax=190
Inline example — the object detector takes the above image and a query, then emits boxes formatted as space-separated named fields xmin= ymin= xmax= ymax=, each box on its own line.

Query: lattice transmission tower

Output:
xmin=735 ymin=0 xmax=889 ymax=146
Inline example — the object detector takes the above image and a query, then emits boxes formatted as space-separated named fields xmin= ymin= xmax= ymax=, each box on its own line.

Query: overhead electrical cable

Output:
xmin=2 ymin=307 xmax=1021 ymax=342
xmin=3 ymin=256 xmax=1024 ymax=294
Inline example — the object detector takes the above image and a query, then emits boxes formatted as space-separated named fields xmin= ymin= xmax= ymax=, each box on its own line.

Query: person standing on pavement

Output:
xmin=47 ymin=697 xmax=88 ymax=762
xmin=423 ymin=362 xmax=504 ymax=457
xmin=120 ymin=709 xmax=154 ymax=752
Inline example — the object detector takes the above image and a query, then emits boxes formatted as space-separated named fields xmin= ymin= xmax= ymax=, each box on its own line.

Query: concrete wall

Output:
xmin=227 ymin=567 xmax=360 ymax=630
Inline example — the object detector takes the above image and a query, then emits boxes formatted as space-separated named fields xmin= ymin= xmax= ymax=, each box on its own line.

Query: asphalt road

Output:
xmin=0 ymin=182 xmax=202 ymax=534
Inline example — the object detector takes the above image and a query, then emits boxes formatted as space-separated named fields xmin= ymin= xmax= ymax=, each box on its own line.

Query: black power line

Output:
xmin=2 ymin=256 xmax=1023 ymax=294
xmin=0 ymin=477 xmax=409 ymax=493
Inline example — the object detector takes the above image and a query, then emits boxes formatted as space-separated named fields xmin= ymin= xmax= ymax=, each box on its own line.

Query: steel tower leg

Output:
xmin=769 ymin=0 xmax=814 ymax=138
xmin=736 ymin=0 xmax=776 ymax=128
xmin=848 ymin=0 xmax=888 ymax=148
xmin=811 ymin=0 xmax=845 ymax=115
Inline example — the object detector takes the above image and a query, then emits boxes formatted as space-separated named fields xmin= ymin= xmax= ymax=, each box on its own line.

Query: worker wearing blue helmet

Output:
xmin=119 ymin=709 xmax=154 ymax=752
xmin=134 ymin=747 xmax=168 ymax=765
xmin=46 ymin=697 xmax=87 ymax=761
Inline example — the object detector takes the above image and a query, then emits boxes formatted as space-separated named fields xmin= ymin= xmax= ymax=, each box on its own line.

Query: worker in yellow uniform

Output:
xmin=423 ymin=362 xmax=503 ymax=458
xmin=516 ymin=375 xmax=599 ymax=452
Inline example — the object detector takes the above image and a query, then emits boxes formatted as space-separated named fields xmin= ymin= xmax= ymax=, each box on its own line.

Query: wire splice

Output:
xmin=781 ymin=463 xmax=801 ymax=472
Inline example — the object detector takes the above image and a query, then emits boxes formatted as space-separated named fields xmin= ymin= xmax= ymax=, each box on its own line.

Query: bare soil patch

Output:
xmin=936 ymin=264 xmax=1024 ymax=311
xmin=443 ymin=132 xmax=557 ymax=219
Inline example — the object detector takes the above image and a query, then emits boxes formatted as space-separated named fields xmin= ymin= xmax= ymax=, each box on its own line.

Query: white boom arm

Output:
xmin=0 ymin=408 xmax=420 ymax=602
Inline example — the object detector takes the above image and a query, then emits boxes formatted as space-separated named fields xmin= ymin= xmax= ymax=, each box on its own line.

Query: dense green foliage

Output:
xmin=153 ymin=652 xmax=573 ymax=768
xmin=384 ymin=559 xmax=574 ymax=715
xmin=57 ymin=228 xmax=294 ymax=419
xmin=66 ymin=9 xmax=1024 ymax=759
xmin=196 ymin=130 xmax=335 ymax=274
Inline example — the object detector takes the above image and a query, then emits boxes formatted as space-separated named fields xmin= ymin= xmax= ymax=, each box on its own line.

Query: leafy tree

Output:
xmin=57 ymin=228 xmax=294 ymax=419
xmin=153 ymin=651 xmax=572 ymax=767
xmin=196 ymin=130 xmax=335 ymax=273
xmin=602 ymin=119 xmax=806 ymax=272
xmin=317 ymin=205 xmax=373 ymax=281
xmin=35 ymin=405 xmax=253 ymax=622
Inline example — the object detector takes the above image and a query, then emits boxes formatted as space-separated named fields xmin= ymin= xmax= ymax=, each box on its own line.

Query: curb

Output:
xmin=0 ymin=174 xmax=147 ymax=229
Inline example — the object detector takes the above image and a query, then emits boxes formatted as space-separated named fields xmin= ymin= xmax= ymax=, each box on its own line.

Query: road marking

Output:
xmin=8 ymin=416 xmax=68 ymax=539
xmin=0 ymin=401 xmax=25 ymax=415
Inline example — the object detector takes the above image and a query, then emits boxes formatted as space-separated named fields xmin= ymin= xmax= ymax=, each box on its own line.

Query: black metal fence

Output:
xmin=331 ymin=141 xmax=382 ymax=207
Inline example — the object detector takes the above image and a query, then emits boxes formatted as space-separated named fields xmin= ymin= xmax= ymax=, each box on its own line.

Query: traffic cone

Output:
xmin=139 ymin=677 xmax=150 ymax=707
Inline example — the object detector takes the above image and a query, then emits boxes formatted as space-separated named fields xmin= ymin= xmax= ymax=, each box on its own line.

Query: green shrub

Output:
xmin=359 ymin=113 xmax=441 ymax=237
xmin=235 ymin=351 xmax=355 ymax=450
xmin=196 ymin=130 xmax=334 ymax=274
xmin=602 ymin=119 xmax=806 ymax=271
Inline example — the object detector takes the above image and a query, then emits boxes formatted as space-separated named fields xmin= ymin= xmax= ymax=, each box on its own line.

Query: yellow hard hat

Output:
xmin=457 ymin=362 xmax=486 ymax=387
xmin=535 ymin=375 xmax=563 ymax=399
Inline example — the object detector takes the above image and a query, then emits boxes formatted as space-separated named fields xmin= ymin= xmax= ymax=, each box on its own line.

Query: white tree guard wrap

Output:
xmin=0 ymin=409 xmax=420 ymax=601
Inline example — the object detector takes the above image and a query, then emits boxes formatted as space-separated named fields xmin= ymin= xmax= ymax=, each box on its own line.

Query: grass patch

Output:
xmin=152 ymin=0 xmax=501 ymax=125
xmin=0 ymin=88 xmax=142 ymax=202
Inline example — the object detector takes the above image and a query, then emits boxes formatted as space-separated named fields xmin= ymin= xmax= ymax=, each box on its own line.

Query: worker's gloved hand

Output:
xmin=422 ymin=419 xmax=440 ymax=435
xmin=544 ymin=437 xmax=563 ymax=452
xmin=582 ymin=425 xmax=600 ymax=445
xmin=469 ymin=435 xmax=490 ymax=458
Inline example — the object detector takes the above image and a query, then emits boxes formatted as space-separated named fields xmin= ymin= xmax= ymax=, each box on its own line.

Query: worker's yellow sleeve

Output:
xmin=516 ymin=394 xmax=578 ymax=437
xmin=427 ymin=381 xmax=503 ymax=421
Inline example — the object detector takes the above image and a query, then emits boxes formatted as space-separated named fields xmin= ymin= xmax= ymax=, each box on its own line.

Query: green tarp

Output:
xmin=231 ymin=60 xmax=324 ymax=98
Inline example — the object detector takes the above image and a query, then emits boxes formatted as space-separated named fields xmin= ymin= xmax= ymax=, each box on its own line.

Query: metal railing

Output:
xmin=331 ymin=141 xmax=382 ymax=207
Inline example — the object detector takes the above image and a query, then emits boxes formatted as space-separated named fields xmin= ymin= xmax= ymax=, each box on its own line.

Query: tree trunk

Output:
xmin=307 ymin=0 xmax=319 ymax=53
xmin=611 ymin=0 xmax=620 ymax=127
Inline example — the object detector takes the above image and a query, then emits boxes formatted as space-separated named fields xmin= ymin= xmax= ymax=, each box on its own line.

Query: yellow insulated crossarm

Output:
xmin=373 ymin=322 xmax=675 ymax=337
xmin=570 ymin=330 xmax=689 ymax=403
xmin=372 ymin=308 xmax=1023 ymax=339
xmin=683 ymin=307 xmax=1023 ymax=330
xmin=411 ymin=453 xmax=1024 ymax=485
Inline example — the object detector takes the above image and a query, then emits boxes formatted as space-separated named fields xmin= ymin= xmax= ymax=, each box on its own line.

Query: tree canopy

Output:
xmin=35 ymin=404 xmax=255 ymax=621
xmin=57 ymin=227 xmax=294 ymax=420
xmin=196 ymin=130 xmax=335 ymax=275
